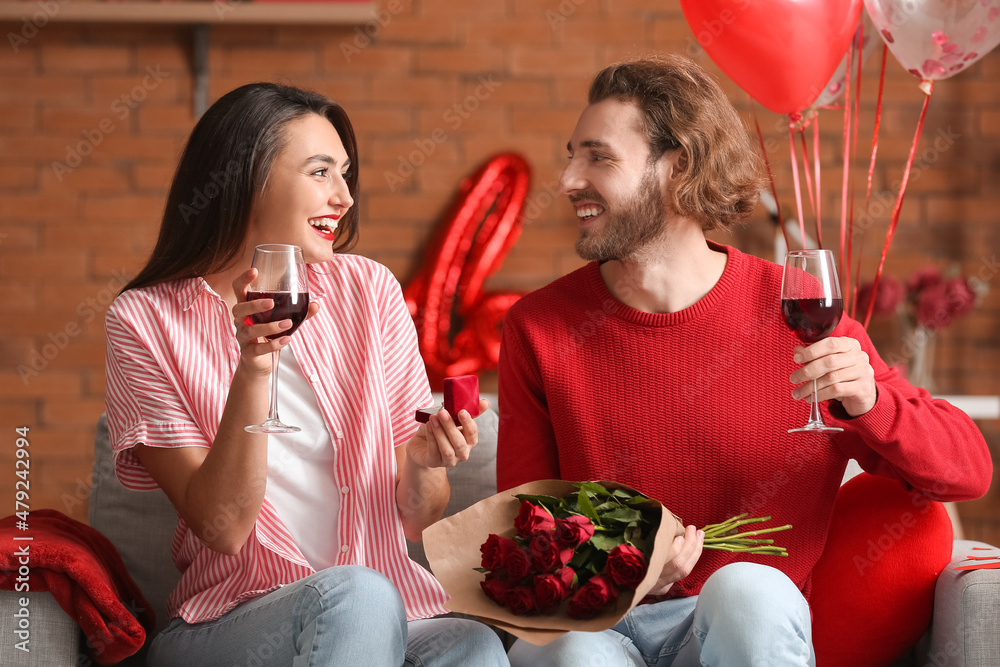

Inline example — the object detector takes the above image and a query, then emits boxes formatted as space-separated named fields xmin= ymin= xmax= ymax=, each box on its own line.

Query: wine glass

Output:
xmin=781 ymin=249 xmax=845 ymax=433
xmin=244 ymin=244 xmax=310 ymax=434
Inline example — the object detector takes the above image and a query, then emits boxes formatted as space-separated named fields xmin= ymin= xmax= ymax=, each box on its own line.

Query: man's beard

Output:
xmin=575 ymin=166 xmax=666 ymax=262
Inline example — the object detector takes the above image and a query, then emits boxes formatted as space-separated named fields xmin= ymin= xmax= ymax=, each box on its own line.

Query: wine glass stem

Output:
xmin=808 ymin=379 xmax=823 ymax=425
xmin=266 ymin=349 xmax=281 ymax=423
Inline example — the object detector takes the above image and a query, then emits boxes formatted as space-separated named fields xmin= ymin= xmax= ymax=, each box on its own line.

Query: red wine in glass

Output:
xmin=780 ymin=249 xmax=844 ymax=433
xmin=247 ymin=291 xmax=310 ymax=340
xmin=245 ymin=244 xmax=309 ymax=434
xmin=781 ymin=298 xmax=844 ymax=345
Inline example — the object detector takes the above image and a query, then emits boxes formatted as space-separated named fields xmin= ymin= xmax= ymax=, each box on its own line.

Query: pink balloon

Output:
xmin=812 ymin=7 xmax=881 ymax=108
xmin=865 ymin=0 xmax=1000 ymax=80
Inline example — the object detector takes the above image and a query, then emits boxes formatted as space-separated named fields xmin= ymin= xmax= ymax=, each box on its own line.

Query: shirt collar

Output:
xmin=307 ymin=265 xmax=329 ymax=301
xmin=176 ymin=277 xmax=214 ymax=312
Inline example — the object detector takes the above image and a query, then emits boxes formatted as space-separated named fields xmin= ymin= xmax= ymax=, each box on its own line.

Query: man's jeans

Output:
xmin=508 ymin=563 xmax=814 ymax=667
xmin=148 ymin=565 xmax=509 ymax=667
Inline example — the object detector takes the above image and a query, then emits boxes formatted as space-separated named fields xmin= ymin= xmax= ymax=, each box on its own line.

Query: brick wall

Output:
xmin=1 ymin=1 xmax=997 ymax=544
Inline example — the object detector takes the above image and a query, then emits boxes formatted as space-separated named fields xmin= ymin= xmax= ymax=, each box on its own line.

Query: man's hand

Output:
xmin=406 ymin=398 xmax=490 ymax=469
xmin=790 ymin=336 xmax=877 ymax=417
xmin=647 ymin=525 xmax=704 ymax=597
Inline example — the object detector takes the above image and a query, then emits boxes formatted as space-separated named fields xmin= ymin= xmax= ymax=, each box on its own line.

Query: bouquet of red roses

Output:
xmin=478 ymin=482 xmax=660 ymax=619
xmin=423 ymin=480 xmax=791 ymax=645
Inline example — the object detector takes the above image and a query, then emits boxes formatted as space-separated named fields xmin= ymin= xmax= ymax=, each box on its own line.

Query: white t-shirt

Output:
xmin=266 ymin=345 xmax=340 ymax=571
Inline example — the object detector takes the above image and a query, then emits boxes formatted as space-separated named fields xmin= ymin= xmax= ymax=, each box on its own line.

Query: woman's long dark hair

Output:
xmin=123 ymin=83 xmax=360 ymax=293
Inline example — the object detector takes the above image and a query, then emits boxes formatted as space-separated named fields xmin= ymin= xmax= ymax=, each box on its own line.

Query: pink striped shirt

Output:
xmin=104 ymin=254 xmax=448 ymax=623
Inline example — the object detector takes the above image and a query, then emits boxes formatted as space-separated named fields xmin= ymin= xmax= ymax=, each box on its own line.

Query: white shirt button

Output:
xmin=309 ymin=373 xmax=319 ymax=382
xmin=341 ymin=485 xmax=349 ymax=494
xmin=340 ymin=545 xmax=349 ymax=553
xmin=335 ymin=430 xmax=343 ymax=439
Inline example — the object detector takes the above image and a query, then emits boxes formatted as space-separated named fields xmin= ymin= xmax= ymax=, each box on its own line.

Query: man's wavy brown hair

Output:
xmin=589 ymin=55 xmax=766 ymax=231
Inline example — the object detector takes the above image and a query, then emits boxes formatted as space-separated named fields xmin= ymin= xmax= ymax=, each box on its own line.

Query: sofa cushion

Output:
xmin=923 ymin=539 xmax=1000 ymax=667
xmin=0 ymin=590 xmax=80 ymax=665
xmin=88 ymin=414 xmax=180 ymax=662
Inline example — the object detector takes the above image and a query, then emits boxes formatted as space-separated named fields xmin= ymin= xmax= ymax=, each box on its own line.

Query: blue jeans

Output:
xmin=507 ymin=563 xmax=814 ymax=667
xmin=147 ymin=565 xmax=509 ymax=667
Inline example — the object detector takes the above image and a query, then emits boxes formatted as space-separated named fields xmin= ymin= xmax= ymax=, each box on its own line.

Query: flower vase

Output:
xmin=906 ymin=324 xmax=936 ymax=393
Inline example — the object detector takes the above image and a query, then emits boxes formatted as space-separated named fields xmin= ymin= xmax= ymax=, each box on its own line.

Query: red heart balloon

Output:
xmin=681 ymin=0 xmax=863 ymax=114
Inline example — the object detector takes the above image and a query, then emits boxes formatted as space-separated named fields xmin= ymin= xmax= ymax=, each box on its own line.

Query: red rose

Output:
xmin=504 ymin=585 xmax=538 ymax=616
xmin=480 ymin=534 xmax=518 ymax=571
xmin=567 ymin=574 xmax=619 ymax=619
xmin=916 ymin=278 xmax=975 ymax=329
xmin=943 ymin=277 xmax=976 ymax=319
xmin=555 ymin=515 xmax=595 ymax=548
xmin=514 ymin=501 xmax=556 ymax=538
xmin=480 ymin=575 xmax=513 ymax=606
xmin=504 ymin=546 xmax=533 ymax=581
xmin=906 ymin=267 xmax=943 ymax=295
xmin=529 ymin=533 xmax=563 ymax=572
xmin=856 ymin=276 xmax=904 ymax=317
xmin=534 ymin=567 xmax=576 ymax=612
xmin=605 ymin=544 xmax=647 ymax=589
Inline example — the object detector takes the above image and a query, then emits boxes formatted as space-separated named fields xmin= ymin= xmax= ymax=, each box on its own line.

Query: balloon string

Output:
xmin=813 ymin=117 xmax=822 ymax=248
xmin=853 ymin=44 xmax=887 ymax=321
xmin=849 ymin=20 xmax=864 ymax=313
xmin=799 ymin=128 xmax=816 ymax=237
xmin=863 ymin=80 xmax=933 ymax=329
xmin=788 ymin=122 xmax=806 ymax=248
xmin=753 ymin=106 xmax=789 ymax=251
xmin=840 ymin=23 xmax=854 ymax=312
xmin=865 ymin=44 xmax=888 ymax=215
xmin=853 ymin=20 xmax=864 ymax=160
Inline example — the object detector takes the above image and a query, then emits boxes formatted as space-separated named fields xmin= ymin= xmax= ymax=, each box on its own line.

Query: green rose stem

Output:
xmin=700 ymin=513 xmax=792 ymax=557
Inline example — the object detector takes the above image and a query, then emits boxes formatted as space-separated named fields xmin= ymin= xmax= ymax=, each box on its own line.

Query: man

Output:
xmin=496 ymin=55 xmax=992 ymax=666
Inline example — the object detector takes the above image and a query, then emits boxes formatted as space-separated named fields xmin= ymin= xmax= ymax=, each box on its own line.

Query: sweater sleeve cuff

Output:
xmin=829 ymin=385 xmax=895 ymax=441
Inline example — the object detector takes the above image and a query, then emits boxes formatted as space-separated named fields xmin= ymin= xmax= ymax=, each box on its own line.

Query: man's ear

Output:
xmin=658 ymin=148 xmax=687 ymax=183
xmin=668 ymin=148 xmax=688 ymax=179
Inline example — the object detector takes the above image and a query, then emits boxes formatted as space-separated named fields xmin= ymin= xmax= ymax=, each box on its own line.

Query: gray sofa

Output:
xmin=2 ymin=397 xmax=997 ymax=666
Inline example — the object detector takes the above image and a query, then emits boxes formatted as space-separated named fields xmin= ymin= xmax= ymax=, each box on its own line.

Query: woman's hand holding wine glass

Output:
xmin=232 ymin=244 xmax=318 ymax=433
xmin=231 ymin=270 xmax=315 ymax=376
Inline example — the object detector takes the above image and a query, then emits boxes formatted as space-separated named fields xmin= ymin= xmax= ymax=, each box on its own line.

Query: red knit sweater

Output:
xmin=497 ymin=243 xmax=991 ymax=601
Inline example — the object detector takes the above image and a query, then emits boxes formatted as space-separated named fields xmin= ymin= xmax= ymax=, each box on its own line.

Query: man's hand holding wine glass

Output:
xmin=789 ymin=337 xmax=878 ymax=418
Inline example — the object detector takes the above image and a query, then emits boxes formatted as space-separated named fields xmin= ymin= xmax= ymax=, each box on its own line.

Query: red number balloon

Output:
xmin=403 ymin=153 xmax=531 ymax=388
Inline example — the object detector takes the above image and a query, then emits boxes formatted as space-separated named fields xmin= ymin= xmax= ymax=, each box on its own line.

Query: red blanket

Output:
xmin=0 ymin=509 xmax=154 ymax=665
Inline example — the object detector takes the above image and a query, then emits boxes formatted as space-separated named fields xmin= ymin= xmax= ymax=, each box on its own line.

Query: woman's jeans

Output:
xmin=147 ymin=565 xmax=509 ymax=667
xmin=508 ymin=563 xmax=814 ymax=667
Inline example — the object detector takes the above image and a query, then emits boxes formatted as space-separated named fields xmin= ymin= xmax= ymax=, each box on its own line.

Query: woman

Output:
xmin=105 ymin=83 xmax=508 ymax=666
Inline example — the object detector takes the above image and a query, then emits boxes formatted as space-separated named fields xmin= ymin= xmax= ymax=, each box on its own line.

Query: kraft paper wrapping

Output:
xmin=423 ymin=479 xmax=684 ymax=645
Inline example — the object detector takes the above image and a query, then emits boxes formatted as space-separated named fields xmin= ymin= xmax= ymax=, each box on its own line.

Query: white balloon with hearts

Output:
xmin=865 ymin=0 xmax=1000 ymax=80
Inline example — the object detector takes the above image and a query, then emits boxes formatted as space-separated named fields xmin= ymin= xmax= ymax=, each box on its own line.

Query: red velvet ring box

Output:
xmin=415 ymin=375 xmax=480 ymax=423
